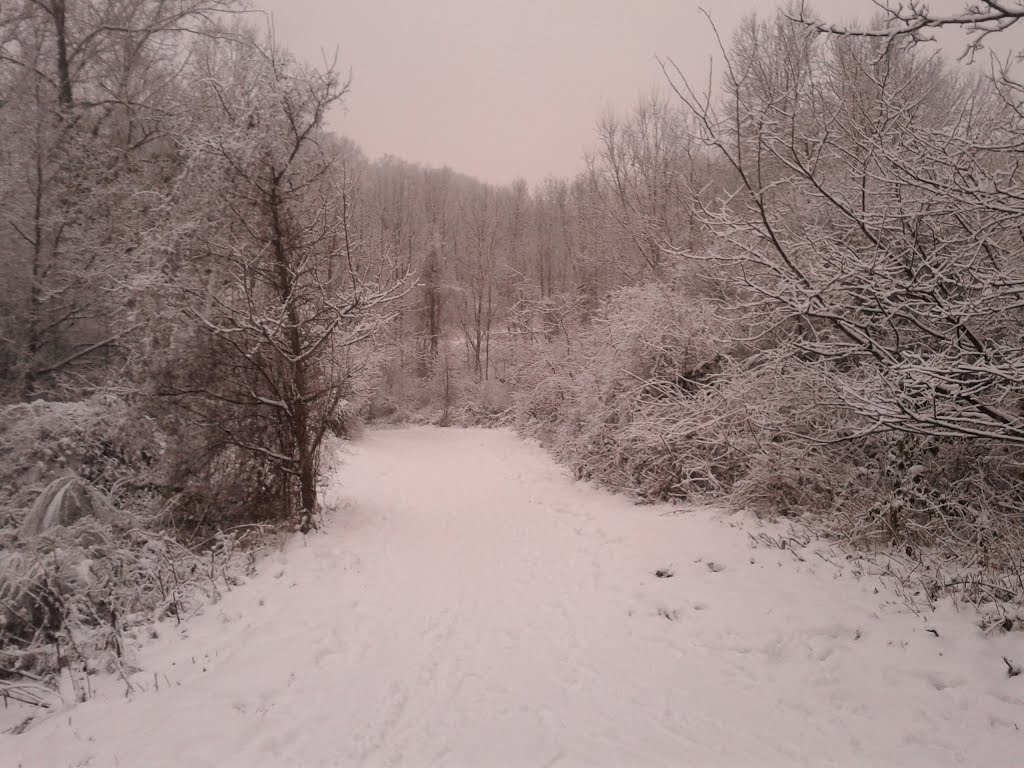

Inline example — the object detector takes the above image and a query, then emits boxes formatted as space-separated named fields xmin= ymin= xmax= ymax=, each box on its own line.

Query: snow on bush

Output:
xmin=509 ymin=277 xmax=745 ymax=499
xmin=0 ymin=395 xmax=156 ymax=529
xmin=1 ymin=518 xmax=266 ymax=707
xmin=364 ymin=337 xmax=514 ymax=428
xmin=0 ymin=396 xmax=278 ymax=707
xmin=508 ymin=276 xmax=1024 ymax=606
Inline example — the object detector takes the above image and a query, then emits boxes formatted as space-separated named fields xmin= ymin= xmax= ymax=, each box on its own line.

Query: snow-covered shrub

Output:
xmin=506 ymin=273 xmax=1024 ymax=603
xmin=725 ymin=370 xmax=1024 ymax=604
xmin=799 ymin=435 xmax=1024 ymax=564
xmin=364 ymin=335 xmax=514 ymax=428
xmin=1 ymin=518 xmax=267 ymax=702
xmin=0 ymin=391 xmax=286 ymax=701
xmin=0 ymin=395 xmax=158 ymax=529
xmin=324 ymin=400 xmax=365 ymax=441
xmin=509 ymin=277 xmax=745 ymax=500
xmin=449 ymin=378 xmax=512 ymax=425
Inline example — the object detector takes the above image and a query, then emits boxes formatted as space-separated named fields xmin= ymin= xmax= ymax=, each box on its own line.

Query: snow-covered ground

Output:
xmin=3 ymin=426 xmax=1023 ymax=767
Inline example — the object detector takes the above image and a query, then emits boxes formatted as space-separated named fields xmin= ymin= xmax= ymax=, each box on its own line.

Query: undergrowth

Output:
xmin=502 ymin=276 xmax=1024 ymax=610
xmin=0 ymin=395 xmax=286 ymax=714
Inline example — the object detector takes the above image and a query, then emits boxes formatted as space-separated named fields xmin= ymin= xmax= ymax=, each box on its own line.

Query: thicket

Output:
xmin=0 ymin=2 xmax=398 ymax=709
xmin=500 ymin=4 xmax=1024 ymax=608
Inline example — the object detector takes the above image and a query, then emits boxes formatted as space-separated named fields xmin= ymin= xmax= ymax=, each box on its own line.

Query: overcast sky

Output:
xmin=256 ymin=0 xmax=979 ymax=187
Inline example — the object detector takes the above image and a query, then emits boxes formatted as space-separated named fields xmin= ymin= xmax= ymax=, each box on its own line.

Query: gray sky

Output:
xmin=256 ymin=0 xmax=974 ymax=186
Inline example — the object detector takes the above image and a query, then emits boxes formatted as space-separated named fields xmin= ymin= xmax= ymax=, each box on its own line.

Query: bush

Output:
xmin=509 ymin=277 xmax=743 ymax=498
xmin=0 ymin=392 xmax=288 ymax=704
xmin=506 ymin=275 xmax=1024 ymax=604
xmin=1 ymin=518 xmax=268 ymax=704
xmin=364 ymin=339 xmax=514 ymax=428
xmin=0 ymin=395 xmax=157 ymax=528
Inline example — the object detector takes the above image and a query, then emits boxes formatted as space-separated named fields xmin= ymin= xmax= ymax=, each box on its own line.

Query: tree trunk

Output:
xmin=52 ymin=0 xmax=73 ymax=108
xmin=269 ymin=178 xmax=316 ymax=531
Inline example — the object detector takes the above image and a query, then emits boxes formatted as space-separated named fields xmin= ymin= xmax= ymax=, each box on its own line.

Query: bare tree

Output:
xmin=663 ymin=8 xmax=1024 ymax=446
xmin=587 ymin=95 xmax=704 ymax=280
xmin=453 ymin=184 xmax=500 ymax=380
xmin=792 ymin=0 xmax=1023 ymax=59
xmin=167 ymin=33 xmax=406 ymax=530
xmin=0 ymin=0 xmax=242 ymax=399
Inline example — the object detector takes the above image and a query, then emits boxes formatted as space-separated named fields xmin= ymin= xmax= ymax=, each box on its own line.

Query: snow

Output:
xmin=3 ymin=426 xmax=1024 ymax=767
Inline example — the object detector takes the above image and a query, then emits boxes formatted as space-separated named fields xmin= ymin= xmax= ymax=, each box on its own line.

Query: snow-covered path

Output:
xmin=5 ymin=427 xmax=1024 ymax=767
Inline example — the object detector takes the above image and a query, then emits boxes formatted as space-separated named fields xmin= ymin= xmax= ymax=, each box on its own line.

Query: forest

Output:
xmin=2 ymin=0 xmax=1024 ymax=711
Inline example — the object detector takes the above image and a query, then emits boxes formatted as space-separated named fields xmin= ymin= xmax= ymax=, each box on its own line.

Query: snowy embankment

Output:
xmin=3 ymin=427 xmax=1023 ymax=767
